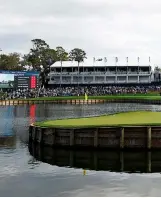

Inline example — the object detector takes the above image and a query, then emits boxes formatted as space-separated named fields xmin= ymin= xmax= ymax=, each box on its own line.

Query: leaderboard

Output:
xmin=14 ymin=75 xmax=38 ymax=89
xmin=30 ymin=76 xmax=37 ymax=89
xmin=0 ymin=70 xmax=39 ymax=90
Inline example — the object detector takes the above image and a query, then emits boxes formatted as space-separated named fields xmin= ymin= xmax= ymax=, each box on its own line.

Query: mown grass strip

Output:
xmin=20 ymin=94 xmax=161 ymax=101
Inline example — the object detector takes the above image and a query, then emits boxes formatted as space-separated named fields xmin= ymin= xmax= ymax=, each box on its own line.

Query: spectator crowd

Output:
xmin=1 ymin=85 xmax=161 ymax=100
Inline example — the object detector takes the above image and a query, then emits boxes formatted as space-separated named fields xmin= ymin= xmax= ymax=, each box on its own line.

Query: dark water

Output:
xmin=1 ymin=103 xmax=161 ymax=196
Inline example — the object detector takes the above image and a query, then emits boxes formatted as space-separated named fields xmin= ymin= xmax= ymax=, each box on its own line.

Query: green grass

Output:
xmin=35 ymin=111 xmax=161 ymax=128
xmin=23 ymin=93 xmax=161 ymax=101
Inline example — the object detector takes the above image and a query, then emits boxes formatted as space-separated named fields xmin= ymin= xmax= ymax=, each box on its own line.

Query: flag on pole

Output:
xmin=104 ymin=57 xmax=107 ymax=66
xmin=85 ymin=93 xmax=88 ymax=101
xmin=93 ymin=57 xmax=95 ymax=66
xmin=96 ymin=58 xmax=103 ymax=61
xmin=104 ymin=57 xmax=107 ymax=62
xmin=115 ymin=57 xmax=118 ymax=66
xmin=138 ymin=57 xmax=140 ymax=65
xmin=126 ymin=57 xmax=128 ymax=63
xmin=83 ymin=169 xmax=87 ymax=176
xmin=149 ymin=57 xmax=151 ymax=65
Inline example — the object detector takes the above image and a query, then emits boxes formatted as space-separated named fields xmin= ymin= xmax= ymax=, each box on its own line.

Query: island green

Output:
xmin=35 ymin=111 xmax=161 ymax=128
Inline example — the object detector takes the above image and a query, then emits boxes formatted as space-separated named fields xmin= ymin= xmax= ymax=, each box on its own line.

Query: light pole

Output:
xmin=46 ymin=58 xmax=53 ymax=89
xmin=78 ymin=61 xmax=80 ymax=96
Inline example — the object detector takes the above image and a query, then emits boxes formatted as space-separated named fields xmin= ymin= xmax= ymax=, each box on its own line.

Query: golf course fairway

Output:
xmin=35 ymin=111 xmax=161 ymax=128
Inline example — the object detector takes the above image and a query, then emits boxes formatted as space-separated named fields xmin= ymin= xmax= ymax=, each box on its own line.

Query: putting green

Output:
xmin=35 ymin=111 xmax=161 ymax=128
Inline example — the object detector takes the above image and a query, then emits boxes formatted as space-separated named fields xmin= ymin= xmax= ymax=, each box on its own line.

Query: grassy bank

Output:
xmin=35 ymin=111 xmax=161 ymax=128
xmin=26 ymin=94 xmax=161 ymax=101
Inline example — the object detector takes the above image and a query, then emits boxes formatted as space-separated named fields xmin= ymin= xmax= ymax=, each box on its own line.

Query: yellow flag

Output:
xmin=83 ymin=169 xmax=86 ymax=176
xmin=85 ymin=93 xmax=88 ymax=101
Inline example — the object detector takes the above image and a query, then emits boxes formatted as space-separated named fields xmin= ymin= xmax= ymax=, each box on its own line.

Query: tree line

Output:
xmin=0 ymin=38 xmax=87 ymax=72
xmin=0 ymin=39 xmax=87 ymax=87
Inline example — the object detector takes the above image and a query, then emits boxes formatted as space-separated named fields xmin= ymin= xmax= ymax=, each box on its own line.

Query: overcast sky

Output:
xmin=0 ymin=0 xmax=161 ymax=67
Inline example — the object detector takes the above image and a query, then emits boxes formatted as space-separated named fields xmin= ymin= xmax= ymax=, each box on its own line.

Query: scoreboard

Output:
xmin=0 ymin=70 xmax=39 ymax=89
xmin=14 ymin=75 xmax=38 ymax=89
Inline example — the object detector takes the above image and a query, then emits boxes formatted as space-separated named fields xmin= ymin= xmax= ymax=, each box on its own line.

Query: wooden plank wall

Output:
xmin=29 ymin=125 xmax=161 ymax=149
xmin=1 ymin=98 xmax=161 ymax=106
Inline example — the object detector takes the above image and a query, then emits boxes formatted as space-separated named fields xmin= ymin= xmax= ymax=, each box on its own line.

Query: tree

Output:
xmin=69 ymin=48 xmax=87 ymax=65
xmin=27 ymin=53 xmax=41 ymax=71
xmin=41 ymin=48 xmax=57 ymax=67
xmin=0 ymin=53 xmax=22 ymax=71
xmin=27 ymin=39 xmax=57 ymax=88
xmin=0 ymin=39 xmax=88 ymax=88
xmin=154 ymin=66 xmax=161 ymax=72
xmin=39 ymin=48 xmax=57 ymax=88
xmin=20 ymin=54 xmax=33 ymax=71
xmin=56 ymin=46 xmax=68 ymax=62
xmin=31 ymin=38 xmax=49 ymax=52
xmin=27 ymin=39 xmax=50 ymax=71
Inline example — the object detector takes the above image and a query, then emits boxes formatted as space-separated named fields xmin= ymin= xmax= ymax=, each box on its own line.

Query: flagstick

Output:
xmin=60 ymin=59 xmax=62 ymax=88
xmin=93 ymin=57 xmax=95 ymax=73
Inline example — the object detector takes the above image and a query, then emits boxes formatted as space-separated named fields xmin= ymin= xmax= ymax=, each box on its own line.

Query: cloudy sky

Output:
xmin=0 ymin=0 xmax=161 ymax=66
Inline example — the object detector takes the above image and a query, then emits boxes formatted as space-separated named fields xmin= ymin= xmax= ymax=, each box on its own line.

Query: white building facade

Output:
xmin=48 ymin=61 xmax=152 ymax=85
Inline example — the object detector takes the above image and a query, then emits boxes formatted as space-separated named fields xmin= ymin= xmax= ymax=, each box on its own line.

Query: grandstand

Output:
xmin=48 ymin=60 xmax=152 ymax=86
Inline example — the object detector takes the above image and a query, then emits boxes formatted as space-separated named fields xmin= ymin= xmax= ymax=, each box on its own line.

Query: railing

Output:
xmin=139 ymin=72 xmax=150 ymax=74
xmin=50 ymin=71 xmax=150 ymax=76
xmin=49 ymin=80 xmax=151 ymax=84
xmin=116 ymin=81 xmax=127 ymax=83
xmin=139 ymin=80 xmax=150 ymax=83
xmin=128 ymin=80 xmax=138 ymax=82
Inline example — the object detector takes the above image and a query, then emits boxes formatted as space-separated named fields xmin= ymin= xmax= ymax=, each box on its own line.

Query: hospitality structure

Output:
xmin=48 ymin=59 xmax=152 ymax=86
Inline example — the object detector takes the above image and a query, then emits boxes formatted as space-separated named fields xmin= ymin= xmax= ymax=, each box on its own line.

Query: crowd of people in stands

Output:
xmin=0 ymin=85 xmax=161 ymax=100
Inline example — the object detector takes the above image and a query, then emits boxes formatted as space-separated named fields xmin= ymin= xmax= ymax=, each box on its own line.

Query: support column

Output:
xmin=147 ymin=152 xmax=151 ymax=173
xmin=147 ymin=127 xmax=151 ymax=149
xmin=138 ymin=76 xmax=139 ymax=83
xmin=70 ymin=129 xmax=75 ymax=146
xmin=120 ymin=127 xmax=124 ymax=149
xmin=120 ymin=152 xmax=124 ymax=172
xmin=94 ymin=129 xmax=98 ymax=148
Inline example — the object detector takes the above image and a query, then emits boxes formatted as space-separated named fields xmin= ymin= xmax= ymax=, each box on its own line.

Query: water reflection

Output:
xmin=29 ymin=105 xmax=36 ymax=124
xmin=29 ymin=142 xmax=161 ymax=174
xmin=0 ymin=106 xmax=16 ymax=148
xmin=1 ymin=103 xmax=161 ymax=196
xmin=0 ymin=106 xmax=14 ymax=136
xmin=0 ymin=136 xmax=16 ymax=148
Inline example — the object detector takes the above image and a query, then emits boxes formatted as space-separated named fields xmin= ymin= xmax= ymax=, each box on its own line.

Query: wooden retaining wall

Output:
xmin=0 ymin=99 xmax=106 ymax=106
xmin=28 ymin=143 xmax=161 ymax=173
xmin=1 ymin=98 xmax=161 ymax=106
xmin=29 ymin=125 xmax=161 ymax=149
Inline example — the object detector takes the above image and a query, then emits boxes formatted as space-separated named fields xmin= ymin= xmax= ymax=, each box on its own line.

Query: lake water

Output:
xmin=1 ymin=103 xmax=161 ymax=196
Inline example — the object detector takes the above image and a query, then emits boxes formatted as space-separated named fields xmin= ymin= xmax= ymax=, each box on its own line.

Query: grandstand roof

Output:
xmin=51 ymin=60 xmax=151 ymax=68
